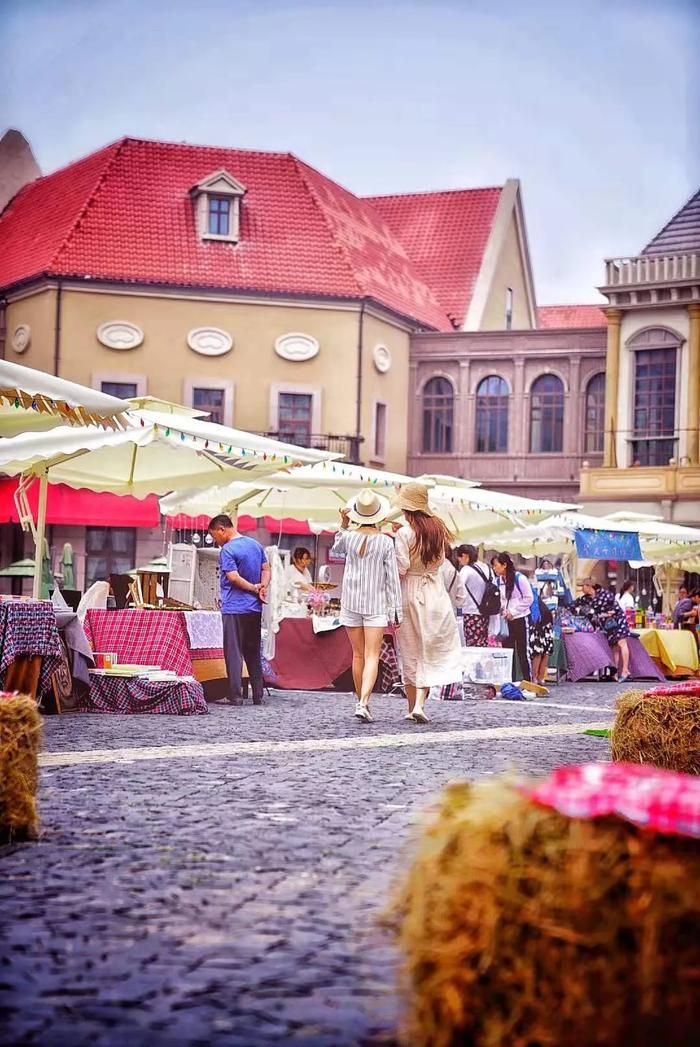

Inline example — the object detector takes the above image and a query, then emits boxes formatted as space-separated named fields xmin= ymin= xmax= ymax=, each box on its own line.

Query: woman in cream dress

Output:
xmin=393 ymin=483 xmax=463 ymax=723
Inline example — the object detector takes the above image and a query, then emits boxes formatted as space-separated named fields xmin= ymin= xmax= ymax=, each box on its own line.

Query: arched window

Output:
xmin=530 ymin=374 xmax=564 ymax=453
xmin=475 ymin=375 xmax=509 ymax=453
xmin=584 ymin=373 xmax=605 ymax=454
xmin=629 ymin=328 xmax=680 ymax=466
xmin=422 ymin=377 xmax=454 ymax=453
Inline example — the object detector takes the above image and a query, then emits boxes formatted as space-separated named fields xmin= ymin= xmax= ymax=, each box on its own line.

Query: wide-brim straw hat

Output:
xmin=391 ymin=481 xmax=435 ymax=517
xmin=345 ymin=488 xmax=392 ymax=526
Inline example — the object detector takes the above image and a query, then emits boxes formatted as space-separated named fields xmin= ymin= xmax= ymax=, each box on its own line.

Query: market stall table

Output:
xmin=265 ymin=617 xmax=400 ymax=692
xmin=637 ymin=627 xmax=699 ymax=677
xmin=0 ymin=599 xmax=63 ymax=697
xmin=84 ymin=673 xmax=208 ymax=715
xmin=561 ymin=631 xmax=664 ymax=683
xmin=84 ymin=609 xmax=224 ymax=683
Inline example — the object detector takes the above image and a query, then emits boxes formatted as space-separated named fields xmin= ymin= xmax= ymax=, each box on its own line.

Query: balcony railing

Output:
xmin=259 ymin=432 xmax=364 ymax=464
xmin=603 ymin=253 xmax=700 ymax=289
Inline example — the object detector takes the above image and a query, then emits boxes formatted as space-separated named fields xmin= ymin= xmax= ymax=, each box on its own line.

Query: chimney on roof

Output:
xmin=0 ymin=129 xmax=41 ymax=214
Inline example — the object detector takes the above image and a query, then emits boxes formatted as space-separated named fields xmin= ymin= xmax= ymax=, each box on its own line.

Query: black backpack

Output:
xmin=466 ymin=563 xmax=501 ymax=618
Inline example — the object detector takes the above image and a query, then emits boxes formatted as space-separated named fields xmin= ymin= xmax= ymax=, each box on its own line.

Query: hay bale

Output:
xmin=0 ymin=694 xmax=42 ymax=841
xmin=390 ymin=776 xmax=700 ymax=1047
xmin=611 ymin=687 xmax=700 ymax=774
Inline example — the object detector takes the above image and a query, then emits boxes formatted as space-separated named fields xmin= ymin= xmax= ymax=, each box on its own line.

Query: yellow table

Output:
xmin=637 ymin=628 xmax=699 ymax=676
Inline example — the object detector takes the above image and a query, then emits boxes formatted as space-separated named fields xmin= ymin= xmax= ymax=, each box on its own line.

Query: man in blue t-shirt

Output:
xmin=208 ymin=514 xmax=270 ymax=706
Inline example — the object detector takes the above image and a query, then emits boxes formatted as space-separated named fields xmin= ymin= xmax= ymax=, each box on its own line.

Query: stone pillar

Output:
xmin=566 ymin=356 xmax=581 ymax=456
xmin=513 ymin=357 xmax=526 ymax=456
xmin=602 ymin=308 xmax=622 ymax=467
xmin=686 ymin=304 xmax=700 ymax=465
xmin=458 ymin=359 xmax=471 ymax=459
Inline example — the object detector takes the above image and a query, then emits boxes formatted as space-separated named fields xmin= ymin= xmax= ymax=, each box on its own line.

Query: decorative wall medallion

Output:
xmin=373 ymin=343 xmax=391 ymax=373
xmin=274 ymin=332 xmax=319 ymax=362
xmin=187 ymin=327 xmax=233 ymax=357
xmin=97 ymin=321 xmax=144 ymax=350
xmin=11 ymin=324 xmax=31 ymax=354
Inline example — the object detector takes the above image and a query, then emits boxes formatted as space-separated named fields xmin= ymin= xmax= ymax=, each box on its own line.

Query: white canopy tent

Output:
xmin=428 ymin=486 xmax=577 ymax=541
xmin=0 ymin=360 xmax=128 ymax=435
xmin=0 ymin=409 xmax=334 ymax=597
xmin=160 ymin=466 xmax=574 ymax=540
xmin=160 ymin=461 xmax=420 ymax=527
xmin=486 ymin=511 xmax=700 ymax=563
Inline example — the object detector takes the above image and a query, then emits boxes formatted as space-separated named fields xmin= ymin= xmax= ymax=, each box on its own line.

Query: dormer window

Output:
xmin=191 ymin=170 xmax=246 ymax=244
xmin=208 ymin=196 xmax=231 ymax=236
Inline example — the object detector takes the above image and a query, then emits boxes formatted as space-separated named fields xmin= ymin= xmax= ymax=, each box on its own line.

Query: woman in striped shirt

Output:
xmin=332 ymin=489 xmax=403 ymax=723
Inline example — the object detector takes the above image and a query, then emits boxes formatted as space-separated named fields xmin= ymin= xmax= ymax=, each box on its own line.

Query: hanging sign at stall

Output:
xmin=574 ymin=528 xmax=642 ymax=561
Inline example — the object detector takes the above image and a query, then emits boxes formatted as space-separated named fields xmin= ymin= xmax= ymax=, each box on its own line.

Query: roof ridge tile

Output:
xmin=289 ymin=155 xmax=364 ymax=298
xmin=47 ymin=138 xmax=127 ymax=273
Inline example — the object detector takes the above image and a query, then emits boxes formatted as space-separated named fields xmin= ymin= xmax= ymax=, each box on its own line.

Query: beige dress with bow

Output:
xmin=394 ymin=526 xmax=463 ymax=688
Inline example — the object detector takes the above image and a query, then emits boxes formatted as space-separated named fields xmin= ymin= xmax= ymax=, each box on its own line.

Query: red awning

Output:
xmin=165 ymin=514 xmax=329 ymax=535
xmin=167 ymin=513 xmax=257 ymax=532
xmin=0 ymin=478 xmax=161 ymax=528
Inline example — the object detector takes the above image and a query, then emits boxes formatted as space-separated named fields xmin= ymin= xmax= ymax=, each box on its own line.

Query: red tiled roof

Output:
xmin=365 ymin=188 xmax=502 ymax=327
xmin=0 ymin=137 xmax=453 ymax=331
xmin=537 ymin=304 xmax=607 ymax=329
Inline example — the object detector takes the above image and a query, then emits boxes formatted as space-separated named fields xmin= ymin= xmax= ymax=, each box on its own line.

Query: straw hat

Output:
xmin=392 ymin=481 xmax=434 ymax=517
xmin=345 ymin=488 xmax=392 ymax=526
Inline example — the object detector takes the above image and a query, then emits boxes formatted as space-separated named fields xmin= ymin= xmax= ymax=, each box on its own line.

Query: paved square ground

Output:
xmin=0 ymin=682 xmax=622 ymax=1046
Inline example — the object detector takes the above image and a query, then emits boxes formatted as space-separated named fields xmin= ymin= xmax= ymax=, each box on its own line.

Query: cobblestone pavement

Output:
xmin=0 ymin=682 xmax=623 ymax=1046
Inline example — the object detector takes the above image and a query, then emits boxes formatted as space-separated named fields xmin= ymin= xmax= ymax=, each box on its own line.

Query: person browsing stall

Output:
xmin=456 ymin=544 xmax=499 ymax=647
xmin=284 ymin=547 xmax=314 ymax=600
xmin=208 ymin=514 xmax=270 ymax=707
xmin=332 ymin=490 xmax=402 ymax=723
xmin=491 ymin=552 xmax=534 ymax=682
xmin=393 ymin=483 xmax=463 ymax=724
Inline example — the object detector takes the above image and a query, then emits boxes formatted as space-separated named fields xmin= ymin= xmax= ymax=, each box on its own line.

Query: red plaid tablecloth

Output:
xmin=84 ymin=610 xmax=195 ymax=676
xmin=527 ymin=762 xmax=700 ymax=838
xmin=0 ymin=599 xmax=63 ymax=694
xmin=84 ymin=674 xmax=208 ymax=715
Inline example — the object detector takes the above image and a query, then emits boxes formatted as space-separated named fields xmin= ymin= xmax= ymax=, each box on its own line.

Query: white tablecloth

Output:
xmin=183 ymin=610 xmax=224 ymax=650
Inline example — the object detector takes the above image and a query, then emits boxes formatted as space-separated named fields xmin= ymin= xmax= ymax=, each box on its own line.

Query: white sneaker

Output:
xmin=354 ymin=702 xmax=373 ymax=722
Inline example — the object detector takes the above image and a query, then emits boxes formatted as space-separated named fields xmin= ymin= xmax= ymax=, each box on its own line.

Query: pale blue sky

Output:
xmin=1 ymin=0 xmax=698 ymax=303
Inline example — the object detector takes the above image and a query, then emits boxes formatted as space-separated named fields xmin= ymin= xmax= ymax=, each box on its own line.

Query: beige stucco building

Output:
xmin=0 ymin=132 xmax=537 ymax=475
xmin=580 ymin=189 xmax=700 ymax=525
xmin=0 ymin=130 xmax=540 ymax=588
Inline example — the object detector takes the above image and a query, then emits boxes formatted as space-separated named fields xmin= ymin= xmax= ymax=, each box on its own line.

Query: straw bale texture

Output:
xmin=390 ymin=778 xmax=700 ymax=1047
xmin=611 ymin=688 xmax=700 ymax=774
xmin=0 ymin=694 xmax=42 ymax=841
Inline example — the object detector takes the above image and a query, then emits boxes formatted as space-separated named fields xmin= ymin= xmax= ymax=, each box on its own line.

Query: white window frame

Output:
xmin=92 ymin=372 xmax=147 ymax=400
xmin=371 ymin=399 xmax=388 ymax=464
xmin=269 ymin=383 xmax=322 ymax=435
xmin=183 ymin=378 xmax=234 ymax=426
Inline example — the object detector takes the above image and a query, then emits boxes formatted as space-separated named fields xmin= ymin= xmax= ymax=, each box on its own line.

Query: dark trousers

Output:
xmin=504 ymin=616 xmax=532 ymax=682
xmin=222 ymin=612 xmax=264 ymax=701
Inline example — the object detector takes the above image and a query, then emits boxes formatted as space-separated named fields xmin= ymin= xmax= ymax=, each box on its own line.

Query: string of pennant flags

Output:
xmin=0 ymin=389 xmax=122 ymax=429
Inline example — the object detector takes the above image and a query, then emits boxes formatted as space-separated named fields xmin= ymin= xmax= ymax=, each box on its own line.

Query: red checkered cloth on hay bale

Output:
xmin=527 ymin=762 xmax=700 ymax=838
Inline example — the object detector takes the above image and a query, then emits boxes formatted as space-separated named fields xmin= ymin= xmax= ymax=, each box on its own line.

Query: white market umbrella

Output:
xmin=0 ymin=411 xmax=334 ymax=597
xmin=485 ymin=511 xmax=639 ymax=558
xmin=160 ymin=460 xmax=419 ymax=528
xmin=0 ymin=360 xmax=127 ymax=435
xmin=428 ymin=485 xmax=577 ymax=541
xmin=161 ymin=467 xmax=573 ymax=540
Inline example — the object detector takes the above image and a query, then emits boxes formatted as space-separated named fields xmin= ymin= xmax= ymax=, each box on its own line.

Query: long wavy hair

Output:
xmin=492 ymin=551 xmax=517 ymax=599
xmin=404 ymin=510 xmax=452 ymax=567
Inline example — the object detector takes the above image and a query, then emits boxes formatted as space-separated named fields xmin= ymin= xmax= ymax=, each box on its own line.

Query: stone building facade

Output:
xmin=408 ymin=319 xmax=607 ymax=503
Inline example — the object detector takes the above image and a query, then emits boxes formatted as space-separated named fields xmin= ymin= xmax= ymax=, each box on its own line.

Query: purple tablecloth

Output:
xmin=563 ymin=632 xmax=664 ymax=683
xmin=0 ymin=599 xmax=63 ymax=694
xmin=83 ymin=675 xmax=208 ymax=715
